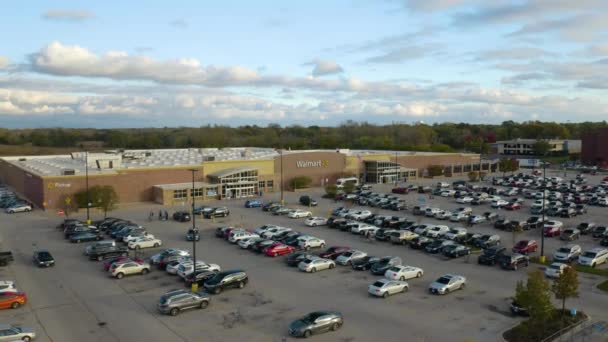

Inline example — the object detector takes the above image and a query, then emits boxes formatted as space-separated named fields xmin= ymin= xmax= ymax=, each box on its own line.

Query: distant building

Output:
xmin=496 ymin=138 xmax=580 ymax=155
xmin=582 ymin=128 xmax=608 ymax=166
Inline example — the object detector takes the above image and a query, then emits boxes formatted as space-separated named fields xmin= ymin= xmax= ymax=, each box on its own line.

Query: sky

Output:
xmin=1 ymin=0 xmax=608 ymax=128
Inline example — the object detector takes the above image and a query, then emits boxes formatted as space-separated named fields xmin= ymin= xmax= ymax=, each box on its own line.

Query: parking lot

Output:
xmin=1 ymin=169 xmax=607 ymax=342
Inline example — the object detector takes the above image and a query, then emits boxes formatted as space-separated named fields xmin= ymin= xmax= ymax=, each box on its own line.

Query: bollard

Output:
xmin=191 ymin=283 xmax=199 ymax=293
xmin=539 ymin=255 xmax=546 ymax=264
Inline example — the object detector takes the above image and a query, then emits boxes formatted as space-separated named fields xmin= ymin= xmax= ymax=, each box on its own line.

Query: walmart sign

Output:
xmin=296 ymin=160 xmax=328 ymax=168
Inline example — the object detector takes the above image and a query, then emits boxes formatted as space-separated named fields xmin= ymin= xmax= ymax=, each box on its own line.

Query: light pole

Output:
xmin=280 ymin=149 xmax=284 ymax=205
xmin=85 ymin=151 xmax=91 ymax=225
xmin=188 ymin=169 xmax=199 ymax=291
xmin=540 ymin=157 xmax=547 ymax=263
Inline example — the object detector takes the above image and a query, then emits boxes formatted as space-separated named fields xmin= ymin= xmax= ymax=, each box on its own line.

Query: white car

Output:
xmin=440 ymin=190 xmax=456 ymax=197
xmin=456 ymin=197 xmax=474 ymax=204
xmin=305 ymin=217 xmax=328 ymax=227
xmin=429 ymin=274 xmax=466 ymax=295
xmin=413 ymin=224 xmax=432 ymax=235
xmin=298 ymin=257 xmax=335 ymax=273
xmin=335 ymin=250 xmax=367 ymax=265
xmin=545 ymin=263 xmax=569 ymax=278
xmin=261 ymin=227 xmax=292 ymax=239
xmin=177 ymin=261 xmax=221 ymax=279
xmin=237 ymin=237 xmax=262 ymax=249
xmin=5 ymin=203 xmax=32 ymax=213
xmin=445 ymin=227 xmax=467 ymax=240
xmin=128 ymin=236 xmax=162 ymax=250
xmin=469 ymin=215 xmax=486 ymax=224
xmin=165 ymin=257 xmax=192 ymax=275
xmin=578 ymin=248 xmax=608 ymax=268
xmin=352 ymin=224 xmax=379 ymax=236
xmin=368 ymin=278 xmax=409 ymax=298
xmin=347 ymin=210 xmax=373 ymax=220
xmin=425 ymin=208 xmax=441 ymax=217
xmin=150 ymin=249 xmax=189 ymax=265
xmin=297 ymin=236 xmax=326 ymax=250
xmin=491 ymin=199 xmax=509 ymax=208
xmin=288 ymin=210 xmax=312 ymax=219
xmin=543 ymin=220 xmax=564 ymax=230
xmin=228 ymin=231 xmax=259 ymax=243
xmin=425 ymin=225 xmax=450 ymax=238
xmin=0 ymin=281 xmax=17 ymax=293
xmin=450 ymin=213 xmax=469 ymax=222
xmin=123 ymin=232 xmax=152 ymax=244
xmin=110 ymin=261 xmax=151 ymax=279
xmin=253 ymin=224 xmax=279 ymax=235
xmin=384 ymin=265 xmax=424 ymax=281
xmin=434 ymin=210 xmax=452 ymax=220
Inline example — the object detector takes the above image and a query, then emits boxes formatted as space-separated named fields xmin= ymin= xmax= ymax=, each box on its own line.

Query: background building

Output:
xmin=496 ymin=138 xmax=580 ymax=155
xmin=0 ymin=148 xmax=495 ymax=210
xmin=582 ymin=128 xmax=608 ymax=166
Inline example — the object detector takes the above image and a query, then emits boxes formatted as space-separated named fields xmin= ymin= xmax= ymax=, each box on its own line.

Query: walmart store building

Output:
xmin=0 ymin=148 xmax=496 ymax=210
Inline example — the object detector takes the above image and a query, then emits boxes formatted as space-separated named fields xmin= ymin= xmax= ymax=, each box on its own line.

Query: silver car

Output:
xmin=429 ymin=274 xmax=466 ymax=295
xmin=158 ymin=289 xmax=210 ymax=316
xmin=5 ymin=203 xmax=32 ymax=213
xmin=298 ymin=257 xmax=335 ymax=273
xmin=368 ymin=278 xmax=409 ymax=298
xmin=0 ymin=324 xmax=35 ymax=341
xmin=335 ymin=250 xmax=367 ymax=266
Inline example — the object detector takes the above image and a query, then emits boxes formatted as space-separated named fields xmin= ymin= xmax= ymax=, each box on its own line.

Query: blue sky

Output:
xmin=1 ymin=0 xmax=608 ymax=128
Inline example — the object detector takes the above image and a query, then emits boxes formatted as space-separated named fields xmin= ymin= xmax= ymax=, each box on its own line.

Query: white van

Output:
xmin=336 ymin=177 xmax=359 ymax=189
xmin=578 ymin=248 xmax=608 ymax=268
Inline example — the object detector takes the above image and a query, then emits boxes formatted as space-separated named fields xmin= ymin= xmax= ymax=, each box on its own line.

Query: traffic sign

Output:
xmin=64 ymin=197 xmax=71 ymax=205
xmin=58 ymin=209 xmax=65 ymax=216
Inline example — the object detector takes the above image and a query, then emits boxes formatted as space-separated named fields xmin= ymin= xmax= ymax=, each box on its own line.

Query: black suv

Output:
xmin=299 ymin=195 xmax=318 ymax=207
xmin=203 ymin=270 xmax=248 ymax=294
xmin=33 ymin=250 xmax=55 ymax=267
xmin=370 ymin=256 xmax=402 ymax=275
xmin=184 ymin=270 xmax=219 ymax=287
xmin=497 ymin=253 xmax=530 ymax=270
xmin=477 ymin=246 xmax=506 ymax=265
xmin=173 ymin=211 xmax=191 ymax=222
xmin=186 ymin=229 xmax=200 ymax=241
xmin=204 ymin=207 xmax=230 ymax=218
xmin=88 ymin=245 xmax=129 ymax=261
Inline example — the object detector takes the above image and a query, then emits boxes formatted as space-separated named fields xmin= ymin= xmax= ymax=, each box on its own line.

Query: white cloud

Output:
xmin=477 ymin=47 xmax=556 ymax=61
xmin=42 ymin=9 xmax=95 ymax=21
xmin=170 ymin=19 xmax=189 ymax=29
xmin=305 ymin=59 xmax=344 ymax=76
xmin=0 ymin=56 xmax=8 ymax=69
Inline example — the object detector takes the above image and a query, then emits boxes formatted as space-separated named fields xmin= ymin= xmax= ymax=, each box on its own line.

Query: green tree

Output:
xmin=342 ymin=181 xmax=355 ymax=194
xmin=551 ymin=266 xmax=579 ymax=315
xmin=533 ymin=140 xmax=552 ymax=156
xmin=292 ymin=176 xmax=312 ymax=189
xmin=324 ymin=184 xmax=337 ymax=199
xmin=58 ymin=193 xmax=78 ymax=218
xmin=427 ymin=165 xmax=443 ymax=177
xmin=467 ymin=171 xmax=479 ymax=182
xmin=96 ymin=185 xmax=119 ymax=218
xmin=515 ymin=271 xmax=554 ymax=326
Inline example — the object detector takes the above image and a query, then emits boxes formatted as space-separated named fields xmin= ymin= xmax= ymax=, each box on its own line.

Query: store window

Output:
xmin=173 ymin=189 xmax=187 ymax=199
xmin=258 ymin=181 xmax=265 ymax=189
xmin=190 ymin=188 xmax=203 ymax=197
xmin=266 ymin=180 xmax=274 ymax=188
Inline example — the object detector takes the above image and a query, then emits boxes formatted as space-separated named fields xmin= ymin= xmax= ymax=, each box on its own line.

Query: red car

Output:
xmin=0 ymin=292 xmax=26 ymax=310
xmin=263 ymin=243 xmax=295 ymax=257
xmin=391 ymin=187 xmax=409 ymax=194
xmin=505 ymin=203 xmax=522 ymax=210
xmin=512 ymin=240 xmax=538 ymax=254
xmin=543 ymin=226 xmax=561 ymax=237
xmin=318 ymin=246 xmax=351 ymax=260
xmin=103 ymin=256 xmax=144 ymax=271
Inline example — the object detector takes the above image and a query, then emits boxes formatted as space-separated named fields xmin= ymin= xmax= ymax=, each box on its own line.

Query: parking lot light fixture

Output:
xmin=85 ymin=150 xmax=91 ymax=225
xmin=540 ymin=157 xmax=547 ymax=264
xmin=189 ymin=168 xmax=199 ymax=292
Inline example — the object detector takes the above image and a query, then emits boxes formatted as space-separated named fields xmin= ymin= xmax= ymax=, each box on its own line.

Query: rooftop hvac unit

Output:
xmin=18 ymin=158 xmax=26 ymax=162
xmin=62 ymin=169 xmax=76 ymax=175
xmin=202 ymin=156 xmax=215 ymax=161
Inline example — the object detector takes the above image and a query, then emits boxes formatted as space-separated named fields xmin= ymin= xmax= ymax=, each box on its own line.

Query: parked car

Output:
xmin=384 ymin=265 xmax=423 ymax=280
xmin=286 ymin=252 xmax=315 ymax=267
xmin=368 ymin=279 xmax=409 ymax=298
xmin=298 ymin=257 xmax=336 ymax=273
xmin=244 ymin=200 xmax=263 ymax=208
xmin=305 ymin=217 xmax=328 ymax=227
xmin=478 ymin=246 xmax=507 ymax=265
xmin=429 ymin=274 xmax=466 ymax=295
xmin=445 ymin=228 xmax=467 ymax=241
xmin=578 ymin=248 xmax=608 ymax=268
xmin=109 ymin=260 xmax=150 ymax=279
xmin=128 ymin=236 xmax=162 ymax=250
xmin=158 ymin=289 xmax=210 ymax=316
xmin=425 ymin=240 xmax=455 ymax=254
xmin=204 ymin=207 xmax=230 ymax=218
xmin=5 ymin=203 xmax=32 ymax=213
xmin=203 ymin=270 xmax=248 ymax=294
xmin=410 ymin=236 xmax=433 ymax=250
xmin=288 ymin=209 xmax=313 ymax=219
xmin=186 ymin=228 xmax=200 ymax=241
xmin=473 ymin=234 xmax=501 ymax=248
xmin=173 ymin=211 xmax=191 ymax=222
xmin=299 ymin=195 xmax=318 ymax=207
xmin=560 ymin=229 xmax=581 ymax=241
xmin=553 ymin=244 xmax=582 ymax=263
xmin=69 ymin=231 xmax=103 ymax=243
xmin=443 ymin=244 xmax=471 ymax=258
xmin=497 ymin=253 xmax=530 ymax=270
xmin=0 ymin=324 xmax=35 ymax=341
xmin=370 ymin=256 xmax=402 ymax=275
xmin=298 ymin=236 xmax=326 ymax=251
xmin=577 ymin=222 xmax=596 ymax=235
xmin=264 ymin=243 xmax=296 ymax=257
xmin=510 ymin=301 xmax=529 ymax=317
xmin=512 ymin=240 xmax=538 ymax=255
xmin=288 ymin=311 xmax=343 ymax=338
xmin=592 ymin=226 xmax=607 ymax=238
xmin=390 ymin=231 xmax=418 ymax=245
xmin=32 ymin=250 xmax=54 ymax=267
xmin=184 ymin=270 xmax=220 ymax=287
xmin=335 ymin=250 xmax=367 ymax=265
xmin=89 ymin=245 xmax=129 ymax=261
xmin=351 ymin=256 xmax=381 ymax=271
xmin=318 ymin=246 xmax=351 ymax=260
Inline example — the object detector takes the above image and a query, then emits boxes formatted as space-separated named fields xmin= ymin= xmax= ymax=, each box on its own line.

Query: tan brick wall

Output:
xmin=275 ymin=152 xmax=347 ymax=189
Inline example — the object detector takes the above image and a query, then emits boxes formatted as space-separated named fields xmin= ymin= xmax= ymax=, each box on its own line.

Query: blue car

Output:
xmin=245 ymin=200 xmax=263 ymax=208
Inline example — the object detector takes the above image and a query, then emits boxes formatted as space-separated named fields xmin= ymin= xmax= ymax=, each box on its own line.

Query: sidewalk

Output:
xmin=570 ymin=321 xmax=608 ymax=342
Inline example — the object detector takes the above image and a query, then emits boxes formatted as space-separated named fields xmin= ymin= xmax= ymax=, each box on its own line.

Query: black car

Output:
xmin=252 ymin=240 xmax=276 ymax=253
xmin=442 ymin=244 xmax=470 ymax=258
xmin=204 ymin=207 xmax=230 ymax=218
xmin=457 ymin=232 xmax=482 ymax=245
xmin=410 ymin=236 xmax=433 ymax=249
xmin=473 ymin=234 xmax=500 ymax=248
xmin=592 ymin=226 xmax=608 ymax=238
xmin=497 ymin=253 xmax=530 ymax=270
xmin=328 ymin=218 xmax=347 ymax=229
xmin=263 ymin=202 xmax=281 ymax=212
xmin=286 ymin=252 xmax=314 ymax=267
xmin=173 ymin=211 xmax=191 ymax=222
xmin=351 ymin=256 xmax=380 ymax=270
xmin=510 ymin=301 xmax=529 ymax=316
xmin=370 ymin=256 xmax=402 ymax=275
xmin=600 ymin=237 xmax=608 ymax=247
xmin=494 ymin=219 xmax=511 ymax=230
xmin=374 ymin=229 xmax=393 ymax=242
xmin=88 ymin=245 xmax=129 ymax=261
xmin=288 ymin=311 xmax=344 ymax=338
xmin=424 ymin=240 xmax=450 ymax=254
xmin=203 ymin=270 xmax=248 ymax=294
xmin=299 ymin=195 xmax=318 ymax=207
xmin=64 ymin=225 xmax=99 ymax=239
xmin=477 ymin=246 xmax=507 ymax=265
xmin=33 ymin=250 xmax=55 ymax=267
xmin=283 ymin=234 xmax=305 ymax=247
xmin=184 ymin=270 xmax=219 ymax=287
xmin=70 ymin=231 xmax=103 ymax=243
xmin=186 ymin=228 xmax=200 ymax=241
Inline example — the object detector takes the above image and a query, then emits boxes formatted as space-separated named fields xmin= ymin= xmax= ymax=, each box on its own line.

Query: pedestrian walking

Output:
xmin=164 ymin=210 xmax=169 ymax=221
xmin=148 ymin=210 xmax=154 ymax=222
xmin=158 ymin=210 xmax=162 ymax=220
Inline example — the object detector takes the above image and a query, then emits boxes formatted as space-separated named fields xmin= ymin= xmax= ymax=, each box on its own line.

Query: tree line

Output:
xmin=0 ymin=120 xmax=606 ymax=154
